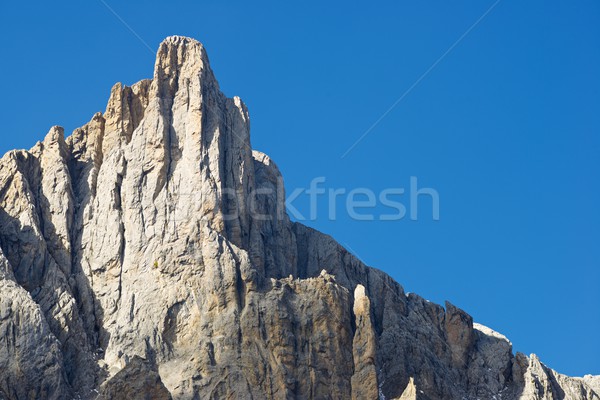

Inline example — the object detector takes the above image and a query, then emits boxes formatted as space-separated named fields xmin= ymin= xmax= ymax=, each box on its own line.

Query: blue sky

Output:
xmin=0 ymin=1 xmax=598 ymax=376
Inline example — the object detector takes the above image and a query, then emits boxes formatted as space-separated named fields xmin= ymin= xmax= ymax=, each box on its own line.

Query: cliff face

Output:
xmin=0 ymin=36 xmax=596 ymax=400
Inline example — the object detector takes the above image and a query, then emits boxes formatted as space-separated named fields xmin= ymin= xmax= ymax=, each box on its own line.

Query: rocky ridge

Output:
xmin=0 ymin=36 xmax=597 ymax=400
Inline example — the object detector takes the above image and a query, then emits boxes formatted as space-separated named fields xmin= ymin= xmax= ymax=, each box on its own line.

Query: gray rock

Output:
xmin=98 ymin=356 xmax=172 ymax=400
xmin=0 ymin=35 xmax=597 ymax=400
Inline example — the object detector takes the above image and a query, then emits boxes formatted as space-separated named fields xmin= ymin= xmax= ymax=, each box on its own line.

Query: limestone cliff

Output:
xmin=0 ymin=36 xmax=597 ymax=400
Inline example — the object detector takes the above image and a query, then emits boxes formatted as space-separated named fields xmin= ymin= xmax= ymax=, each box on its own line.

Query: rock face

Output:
xmin=0 ymin=36 xmax=597 ymax=400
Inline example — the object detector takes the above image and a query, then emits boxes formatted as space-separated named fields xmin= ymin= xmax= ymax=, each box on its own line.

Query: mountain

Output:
xmin=0 ymin=36 xmax=597 ymax=400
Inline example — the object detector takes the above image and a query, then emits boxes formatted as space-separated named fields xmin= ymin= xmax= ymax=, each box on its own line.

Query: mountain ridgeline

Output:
xmin=0 ymin=36 xmax=597 ymax=400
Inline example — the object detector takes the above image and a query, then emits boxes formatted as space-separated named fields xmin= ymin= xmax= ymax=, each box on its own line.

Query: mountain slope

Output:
xmin=0 ymin=36 xmax=596 ymax=400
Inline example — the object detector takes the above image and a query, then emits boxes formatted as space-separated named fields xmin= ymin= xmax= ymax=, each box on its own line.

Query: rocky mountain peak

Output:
xmin=153 ymin=35 xmax=215 ymax=104
xmin=0 ymin=36 xmax=597 ymax=400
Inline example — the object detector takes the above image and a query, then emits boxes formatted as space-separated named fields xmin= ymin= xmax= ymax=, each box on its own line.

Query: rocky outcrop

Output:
xmin=98 ymin=356 xmax=172 ymax=400
xmin=0 ymin=36 xmax=597 ymax=400
xmin=0 ymin=248 xmax=71 ymax=400
xmin=398 ymin=377 xmax=418 ymax=400
xmin=351 ymin=285 xmax=379 ymax=400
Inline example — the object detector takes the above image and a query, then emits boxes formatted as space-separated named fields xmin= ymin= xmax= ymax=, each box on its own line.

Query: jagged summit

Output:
xmin=0 ymin=37 xmax=597 ymax=400
xmin=162 ymin=35 xmax=203 ymax=45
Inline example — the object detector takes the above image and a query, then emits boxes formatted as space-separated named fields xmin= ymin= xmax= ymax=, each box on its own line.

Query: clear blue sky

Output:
xmin=0 ymin=0 xmax=598 ymax=376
